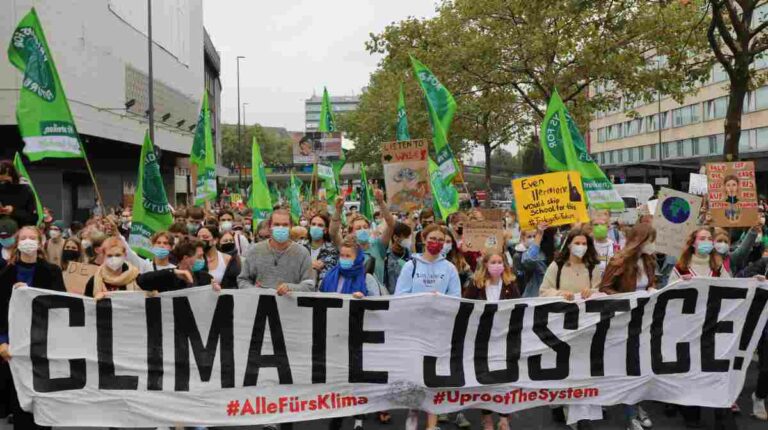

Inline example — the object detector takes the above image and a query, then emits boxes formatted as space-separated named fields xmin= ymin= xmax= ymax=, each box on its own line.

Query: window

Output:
xmin=705 ymin=96 xmax=728 ymax=120
xmin=660 ymin=111 xmax=671 ymax=129
xmin=646 ymin=114 xmax=659 ymax=132
xmin=672 ymin=104 xmax=701 ymax=127
xmin=708 ymin=134 xmax=724 ymax=154
xmin=609 ymin=151 xmax=615 ymax=164
xmin=756 ymin=87 xmax=768 ymax=110
xmin=618 ymin=149 xmax=624 ymax=163
xmin=650 ymin=145 xmax=657 ymax=160
xmin=709 ymin=64 xmax=728 ymax=85
xmin=691 ymin=138 xmax=700 ymax=156
xmin=624 ymin=119 xmax=642 ymax=137
xmin=627 ymin=147 xmax=634 ymax=162
xmin=757 ymin=127 xmax=768 ymax=150
xmin=597 ymin=128 xmax=607 ymax=143
xmin=638 ymin=146 xmax=645 ymax=161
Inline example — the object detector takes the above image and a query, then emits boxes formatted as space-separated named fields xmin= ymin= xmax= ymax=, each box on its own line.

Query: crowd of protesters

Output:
xmin=0 ymin=158 xmax=766 ymax=430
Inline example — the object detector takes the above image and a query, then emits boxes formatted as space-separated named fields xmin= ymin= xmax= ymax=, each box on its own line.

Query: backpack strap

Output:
xmin=411 ymin=259 xmax=418 ymax=279
xmin=556 ymin=261 xmax=565 ymax=290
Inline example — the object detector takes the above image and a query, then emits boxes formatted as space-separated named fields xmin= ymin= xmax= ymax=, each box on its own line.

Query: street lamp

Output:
xmin=242 ymin=102 xmax=249 ymax=128
xmin=236 ymin=55 xmax=246 ymax=182
xmin=240 ymin=102 xmax=249 ymax=191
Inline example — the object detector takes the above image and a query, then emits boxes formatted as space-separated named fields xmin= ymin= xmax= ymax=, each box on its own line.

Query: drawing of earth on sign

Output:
xmin=661 ymin=197 xmax=691 ymax=224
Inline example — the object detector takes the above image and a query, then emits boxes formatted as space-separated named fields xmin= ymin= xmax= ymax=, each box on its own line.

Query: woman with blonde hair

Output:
xmin=84 ymin=236 xmax=142 ymax=299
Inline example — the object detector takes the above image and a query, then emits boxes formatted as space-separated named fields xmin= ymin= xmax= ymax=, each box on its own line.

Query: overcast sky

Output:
xmin=202 ymin=0 xmax=438 ymax=132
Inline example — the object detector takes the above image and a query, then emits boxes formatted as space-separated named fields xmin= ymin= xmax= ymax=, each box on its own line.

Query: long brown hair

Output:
xmin=608 ymin=223 xmax=656 ymax=286
xmin=472 ymin=251 xmax=515 ymax=289
xmin=554 ymin=227 xmax=599 ymax=269
xmin=8 ymin=226 xmax=46 ymax=265
xmin=677 ymin=227 xmax=722 ymax=273
xmin=443 ymin=228 xmax=468 ymax=271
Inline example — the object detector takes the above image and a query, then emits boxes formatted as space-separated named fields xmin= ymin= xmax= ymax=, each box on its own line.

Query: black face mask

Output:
xmin=202 ymin=241 xmax=213 ymax=252
xmin=219 ymin=243 xmax=236 ymax=254
xmin=62 ymin=250 xmax=79 ymax=262
xmin=456 ymin=226 xmax=464 ymax=236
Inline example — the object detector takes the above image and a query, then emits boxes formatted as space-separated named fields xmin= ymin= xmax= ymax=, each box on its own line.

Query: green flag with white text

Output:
xmin=129 ymin=131 xmax=173 ymax=258
xmin=540 ymin=90 xmax=624 ymax=210
xmin=396 ymin=83 xmax=411 ymax=141
xmin=289 ymin=172 xmax=303 ymax=224
xmin=411 ymin=55 xmax=459 ymax=184
xmin=248 ymin=136 xmax=272 ymax=224
xmin=429 ymin=157 xmax=459 ymax=221
xmin=319 ymin=87 xmax=336 ymax=133
xmin=8 ymin=8 xmax=84 ymax=161
xmin=191 ymin=92 xmax=217 ymax=206
xmin=12 ymin=152 xmax=43 ymax=226
xmin=359 ymin=163 xmax=375 ymax=221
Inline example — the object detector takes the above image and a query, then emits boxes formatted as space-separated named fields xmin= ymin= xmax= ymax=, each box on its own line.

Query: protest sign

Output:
xmin=9 ymin=280 xmax=767 ymax=427
xmin=381 ymin=139 xmax=431 ymax=212
xmin=512 ymin=171 xmax=589 ymax=229
xmin=61 ymin=261 xmax=98 ymax=295
xmin=688 ymin=173 xmax=708 ymax=196
xmin=292 ymin=132 xmax=342 ymax=164
xmin=463 ymin=220 xmax=504 ymax=253
xmin=652 ymin=188 xmax=702 ymax=256
xmin=476 ymin=208 xmax=505 ymax=222
xmin=706 ymin=161 xmax=760 ymax=227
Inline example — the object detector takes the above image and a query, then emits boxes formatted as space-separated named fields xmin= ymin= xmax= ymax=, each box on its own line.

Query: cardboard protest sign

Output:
xmin=62 ymin=261 xmax=99 ymax=295
xmin=652 ymin=188 xmax=702 ymax=257
xmin=463 ymin=220 xmax=504 ymax=253
xmin=706 ymin=161 xmax=759 ymax=227
xmin=512 ymin=171 xmax=590 ymax=229
xmin=381 ymin=139 xmax=430 ymax=212
xmin=476 ymin=208 xmax=505 ymax=222
xmin=688 ymin=173 xmax=708 ymax=196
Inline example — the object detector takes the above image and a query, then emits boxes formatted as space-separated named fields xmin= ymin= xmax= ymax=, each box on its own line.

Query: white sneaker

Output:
xmin=637 ymin=405 xmax=653 ymax=427
xmin=753 ymin=393 xmax=768 ymax=420
xmin=626 ymin=418 xmax=645 ymax=430
xmin=406 ymin=410 xmax=419 ymax=430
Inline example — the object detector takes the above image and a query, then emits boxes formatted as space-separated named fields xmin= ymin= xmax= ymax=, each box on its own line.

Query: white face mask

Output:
xmin=525 ymin=238 xmax=536 ymax=248
xmin=570 ymin=244 xmax=588 ymax=258
xmin=48 ymin=230 xmax=61 ymax=239
xmin=299 ymin=220 xmax=309 ymax=227
xmin=440 ymin=242 xmax=453 ymax=256
xmin=81 ymin=239 xmax=92 ymax=249
xmin=220 ymin=221 xmax=233 ymax=232
xmin=106 ymin=256 xmax=125 ymax=271
xmin=641 ymin=242 xmax=656 ymax=255
xmin=18 ymin=239 xmax=39 ymax=255
xmin=399 ymin=238 xmax=412 ymax=250
xmin=714 ymin=242 xmax=730 ymax=255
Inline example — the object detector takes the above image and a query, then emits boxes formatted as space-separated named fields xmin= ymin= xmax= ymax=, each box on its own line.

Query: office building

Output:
xmin=304 ymin=93 xmax=359 ymax=132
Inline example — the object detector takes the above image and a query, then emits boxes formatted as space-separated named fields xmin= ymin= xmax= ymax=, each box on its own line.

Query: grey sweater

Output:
xmin=237 ymin=240 xmax=315 ymax=291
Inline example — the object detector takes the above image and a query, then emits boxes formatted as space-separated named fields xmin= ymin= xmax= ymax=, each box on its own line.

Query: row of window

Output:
xmin=594 ymin=127 xmax=768 ymax=166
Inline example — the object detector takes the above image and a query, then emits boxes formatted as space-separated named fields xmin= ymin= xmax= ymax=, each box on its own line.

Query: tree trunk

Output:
xmin=484 ymin=142 xmax=493 ymax=208
xmin=723 ymin=65 xmax=750 ymax=161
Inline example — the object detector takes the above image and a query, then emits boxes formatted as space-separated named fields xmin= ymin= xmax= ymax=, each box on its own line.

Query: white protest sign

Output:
xmin=652 ymin=188 xmax=702 ymax=257
xmin=688 ymin=173 xmax=708 ymax=196
xmin=9 ymin=281 xmax=767 ymax=427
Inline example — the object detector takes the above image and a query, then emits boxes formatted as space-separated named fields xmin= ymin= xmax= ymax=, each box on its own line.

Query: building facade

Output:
xmin=0 ymin=0 xmax=221 ymax=222
xmin=304 ymin=93 xmax=359 ymax=132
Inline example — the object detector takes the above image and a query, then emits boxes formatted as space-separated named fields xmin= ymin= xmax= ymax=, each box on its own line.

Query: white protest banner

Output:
xmin=688 ymin=173 xmax=708 ymax=196
xmin=9 ymin=280 xmax=768 ymax=427
xmin=652 ymin=188 xmax=702 ymax=256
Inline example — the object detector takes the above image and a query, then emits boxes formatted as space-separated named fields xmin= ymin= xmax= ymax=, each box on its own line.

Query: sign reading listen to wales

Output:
xmin=381 ymin=140 xmax=431 ymax=212
xmin=706 ymin=161 xmax=759 ymax=227
xmin=512 ymin=171 xmax=590 ymax=229
xmin=8 ymin=8 xmax=84 ymax=161
xmin=9 ymin=281 xmax=768 ymax=427
xmin=652 ymin=188 xmax=702 ymax=257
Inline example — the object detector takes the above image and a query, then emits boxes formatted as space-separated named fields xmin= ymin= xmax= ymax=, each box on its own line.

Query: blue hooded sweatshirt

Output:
xmin=394 ymin=254 xmax=461 ymax=297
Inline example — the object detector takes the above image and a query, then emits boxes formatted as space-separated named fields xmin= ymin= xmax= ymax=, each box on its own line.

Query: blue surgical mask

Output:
xmin=272 ymin=226 xmax=290 ymax=243
xmin=310 ymin=226 xmax=324 ymax=241
xmin=0 ymin=237 xmax=15 ymax=248
xmin=191 ymin=259 xmax=205 ymax=272
xmin=151 ymin=247 xmax=170 ymax=259
xmin=339 ymin=258 xmax=354 ymax=270
xmin=355 ymin=229 xmax=370 ymax=244
xmin=697 ymin=241 xmax=714 ymax=255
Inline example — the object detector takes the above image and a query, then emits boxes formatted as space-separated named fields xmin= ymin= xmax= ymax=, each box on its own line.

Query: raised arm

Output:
xmin=376 ymin=188 xmax=396 ymax=247
xmin=329 ymin=196 xmax=345 ymax=247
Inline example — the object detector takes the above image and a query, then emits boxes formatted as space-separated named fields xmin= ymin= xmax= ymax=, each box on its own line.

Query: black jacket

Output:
xmin=204 ymin=253 xmax=240 ymax=290
xmin=0 ymin=260 xmax=66 ymax=337
xmin=0 ymin=183 xmax=38 ymax=227
xmin=741 ymin=257 xmax=768 ymax=278
xmin=137 ymin=269 xmax=213 ymax=293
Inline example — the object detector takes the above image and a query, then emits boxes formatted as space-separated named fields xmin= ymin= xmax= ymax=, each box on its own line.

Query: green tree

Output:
xmin=707 ymin=0 xmax=768 ymax=160
xmin=221 ymin=123 xmax=293 ymax=170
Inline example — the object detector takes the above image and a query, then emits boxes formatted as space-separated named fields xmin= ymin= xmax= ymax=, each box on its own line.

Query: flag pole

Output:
xmin=79 ymin=140 xmax=106 ymax=216
xmin=311 ymin=152 xmax=319 ymax=201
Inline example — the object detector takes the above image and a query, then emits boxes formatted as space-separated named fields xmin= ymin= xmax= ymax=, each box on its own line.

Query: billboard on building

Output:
xmin=291 ymin=132 xmax=342 ymax=164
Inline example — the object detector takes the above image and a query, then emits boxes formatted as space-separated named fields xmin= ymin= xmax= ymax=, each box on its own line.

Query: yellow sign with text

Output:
xmin=512 ymin=171 xmax=590 ymax=229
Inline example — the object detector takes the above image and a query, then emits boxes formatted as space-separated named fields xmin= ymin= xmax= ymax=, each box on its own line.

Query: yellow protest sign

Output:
xmin=512 ymin=171 xmax=590 ymax=229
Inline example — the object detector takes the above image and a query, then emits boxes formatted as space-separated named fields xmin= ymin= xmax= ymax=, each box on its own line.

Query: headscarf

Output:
xmin=320 ymin=248 xmax=367 ymax=295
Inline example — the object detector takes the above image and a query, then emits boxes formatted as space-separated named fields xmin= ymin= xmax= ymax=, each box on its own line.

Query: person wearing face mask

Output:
xmin=540 ymin=227 xmax=601 ymax=300
xmin=591 ymin=221 xmax=615 ymax=279
xmin=197 ymin=227 xmax=240 ymax=289
xmin=118 ymin=208 xmax=132 ymax=240
xmin=668 ymin=227 xmax=730 ymax=284
xmin=60 ymin=239 xmax=83 ymax=271
xmin=218 ymin=210 xmax=235 ymax=233
xmin=414 ymin=209 xmax=435 ymax=253
xmin=231 ymin=221 xmax=251 ymax=256
xmin=290 ymin=226 xmax=310 ymax=247
xmin=83 ymin=237 xmax=142 ymax=298
xmin=0 ymin=160 xmax=39 ymax=228
xmin=81 ymin=229 xmax=107 ymax=266
xmin=136 ymin=239 xmax=213 ymax=292
xmin=44 ymin=221 xmax=66 ymax=268
xmin=520 ymin=223 xmax=557 ymax=298
xmin=330 ymin=190 xmax=394 ymax=286
xmin=383 ymin=222 xmax=413 ymax=294
xmin=0 ymin=226 xmax=65 ymax=430
xmin=307 ymin=214 xmax=339 ymax=287
xmin=320 ymin=237 xmax=383 ymax=299
xmin=0 ymin=219 xmax=18 ymax=270
xmin=441 ymin=229 xmax=472 ymax=292
xmin=120 ymin=231 xmax=176 ymax=274
xmin=463 ymin=251 xmax=519 ymax=430
xmin=219 ymin=231 xmax=238 ymax=257
xmin=237 ymin=209 xmax=315 ymax=295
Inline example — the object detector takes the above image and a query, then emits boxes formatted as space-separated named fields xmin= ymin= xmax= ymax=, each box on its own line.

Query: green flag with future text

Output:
xmin=429 ymin=157 xmax=459 ymax=221
xmin=248 ymin=135 xmax=272 ymax=224
xmin=12 ymin=152 xmax=43 ymax=226
xmin=396 ymin=83 xmax=411 ymax=141
xmin=129 ymin=131 xmax=173 ymax=258
xmin=540 ymin=90 xmax=624 ymax=210
xmin=191 ymin=92 xmax=217 ymax=206
xmin=8 ymin=8 xmax=84 ymax=161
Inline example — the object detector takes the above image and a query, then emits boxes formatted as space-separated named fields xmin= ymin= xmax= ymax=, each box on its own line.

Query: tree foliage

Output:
xmin=220 ymin=123 xmax=293 ymax=169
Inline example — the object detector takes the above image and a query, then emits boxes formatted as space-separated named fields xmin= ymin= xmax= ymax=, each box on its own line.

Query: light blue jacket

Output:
xmin=520 ymin=243 xmax=548 ymax=298
xmin=394 ymin=254 xmax=461 ymax=297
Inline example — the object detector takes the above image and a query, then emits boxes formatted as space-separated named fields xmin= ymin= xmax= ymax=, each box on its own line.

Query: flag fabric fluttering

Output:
xmin=359 ymin=163 xmax=375 ymax=221
xmin=428 ymin=157 xmax=459 ymax=221
xmin=191 ymin=92 xmax=217 ymax=206
xmin=317 ymin=87 xmax=345 ymax=207
xmin=289 ymin=171 xmax=303 ymax=224
xmin=12 ymin=152 xmax=44 ymax=226
xmin=396 ymin=83 xmax=411 ymax=141
xmin=8 ymin=8 xmax=84 ymax=161
xmin=129 ymin=131 xmax=173 ymax=258
xmin=248 ymin=136 xmax=272 ymax=225
xmin=540 ymin=90 xmax=624 ymax=210
xmin=410 ymin=55 xmax=459 ymax=184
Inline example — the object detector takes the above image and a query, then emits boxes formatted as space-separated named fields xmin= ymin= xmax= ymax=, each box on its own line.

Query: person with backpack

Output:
xmin=520 ymin=222 xmax=556 ymax=297
xmin=383 ymin=222 xmax=412 ymax=294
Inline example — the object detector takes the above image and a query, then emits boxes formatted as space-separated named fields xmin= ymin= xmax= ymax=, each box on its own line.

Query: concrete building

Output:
xmin=0 ymin=0 xmax=221 ymax=223
xmin=304 ymin=93 xmax=359 ymax=132
xmin=588 ymin=59 xmax=768 ymax=195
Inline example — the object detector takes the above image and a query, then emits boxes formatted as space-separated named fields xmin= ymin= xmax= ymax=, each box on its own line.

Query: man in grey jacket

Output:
xmin=237 ymin=209 xmax=315 ymax=294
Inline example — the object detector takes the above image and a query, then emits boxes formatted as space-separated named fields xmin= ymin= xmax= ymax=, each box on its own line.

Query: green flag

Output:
xmin=289 ymin=172 xmax=302 ymax=224
xmin=318 ymin=87 xmax=336 ymax=133
xmin=359 ymin=163 xmax=375 ymax=221
xmin=410 ymin=55 xmax=459 ymax=183
xmin=12 ymin=152 xmax=43 ymax=226
xmin=248 ymin=136 xmax=272 ymax=224
xmin=269 ymin=182 xmax=280 ymax=206
xmin=540 ymin=90 xmax=624 ymax=210
xmin=191 ymin=92 xmax=217 ymax=206
xmin=429 ymin=157 xmax=459 ymax=221
xmin=396 ymin=83 xmax=411 ymax=141
xmin=317 ymin=87 xmax=345 ymax=204
xmin=129 ymin=131 xmax=173 ymax=258
xmin=8 ymin=8 xmax=84 ymax=161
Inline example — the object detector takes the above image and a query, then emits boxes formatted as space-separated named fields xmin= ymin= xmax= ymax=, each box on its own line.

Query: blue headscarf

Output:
xmin=320 ymin=248 xmax=368 ymax=295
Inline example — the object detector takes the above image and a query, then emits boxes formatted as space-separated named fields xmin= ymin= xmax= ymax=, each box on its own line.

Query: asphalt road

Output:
xmin=1 ymin=364 xmax=765 ymax=430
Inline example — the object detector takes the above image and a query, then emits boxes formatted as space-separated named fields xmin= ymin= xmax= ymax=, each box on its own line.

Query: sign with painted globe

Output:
xmin=652 ymin=188 xmax=702 ymax=256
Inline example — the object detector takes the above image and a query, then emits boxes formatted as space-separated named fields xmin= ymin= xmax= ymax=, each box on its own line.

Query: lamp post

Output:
xmin=147 ymin=0 xmax=155 ymax=145
xmin=236 ymin=55 xmax=246 ymax=181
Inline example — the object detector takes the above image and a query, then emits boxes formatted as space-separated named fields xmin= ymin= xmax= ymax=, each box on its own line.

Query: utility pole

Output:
xmin=147 ymin=0 xmax=155 ymax=145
